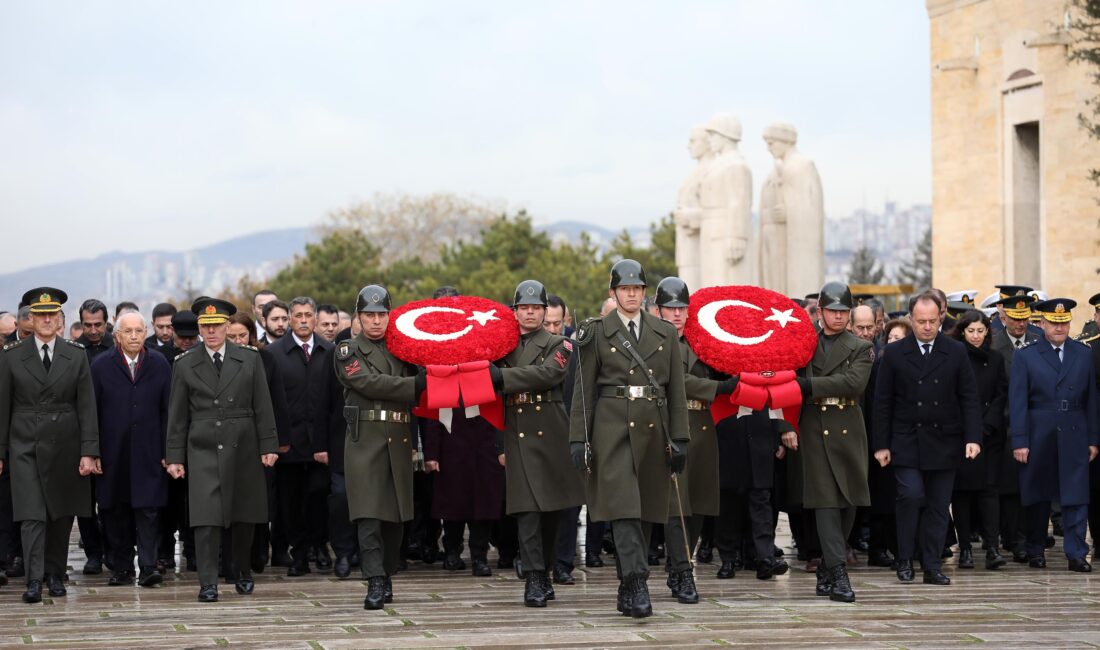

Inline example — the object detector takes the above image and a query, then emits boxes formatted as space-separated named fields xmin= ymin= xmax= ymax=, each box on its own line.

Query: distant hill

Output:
xmin=0 ymin=221 xmax=650 ymax=316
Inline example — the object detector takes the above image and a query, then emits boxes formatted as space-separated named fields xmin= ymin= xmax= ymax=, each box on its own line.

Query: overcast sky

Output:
xmin=0 ymin=1 xmax=931 ymax=274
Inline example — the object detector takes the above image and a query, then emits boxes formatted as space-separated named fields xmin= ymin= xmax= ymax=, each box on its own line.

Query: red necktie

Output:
xmin=301 ymin=342 xmax=311 ymax=363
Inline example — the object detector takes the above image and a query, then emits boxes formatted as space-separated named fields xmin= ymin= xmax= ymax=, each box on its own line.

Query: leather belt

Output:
xmin=191 ymin=408 xmax=254 ymax=421
xmin=360 ymin=409 xmax=410 ymax=423
xmin=810 ymin=397 xmax=858 ymax=408
xmin=506 ymin=391 xmax=559 ymax=406
xmin=685 ymin=399 xmax=709 ymax=411
xmin=599 ymin=385 xmax=657 ymax=399
xmin=1029 ymin=400 xmax=1082 ymax=412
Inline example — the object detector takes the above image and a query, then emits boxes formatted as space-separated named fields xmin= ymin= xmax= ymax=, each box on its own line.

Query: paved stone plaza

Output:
xmin=0 ymin=520 xmax=1097 ymax=649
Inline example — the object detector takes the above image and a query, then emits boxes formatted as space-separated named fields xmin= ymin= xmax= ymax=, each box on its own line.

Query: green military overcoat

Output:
xmin=335 ymin=335 xmax=417 ymax=523
xmin=498 ymin=328 xmax=584 ymax=515
xmin=569 ymin=311 xmax=689 ymax=524
xmin=166 ymin=343 xmax=278 ymax=527
xmin=0 ymin=337 xmax=99 ymax=521
xmin=674 ymin=338 xmax=720 ymax=518
xmin=797 ymin=331 xmax=873 ymax=509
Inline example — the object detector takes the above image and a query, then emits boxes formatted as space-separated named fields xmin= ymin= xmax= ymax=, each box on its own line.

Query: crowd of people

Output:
xmin=0 ymin=267 xmax=1096 ymax=617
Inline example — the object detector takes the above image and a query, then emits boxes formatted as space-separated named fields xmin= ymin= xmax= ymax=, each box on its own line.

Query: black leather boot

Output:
xmin=815 ymin=562 xmax=832 ymax=596
xmin=958 ymin=548 xmax=974 ymax=569
xmin=383 ymin=576 xmax=393 ymax=603
xmin=539 ymin=571 xmax=555 ymax=601
xmin=524 ymin=573 xmax=547 ymax=607
xmin=829 ymin=564 xmax=855 ymax=603
xmin=675 ymin=569 xmax=699 ymax=604
xmin=363 ymin=577 xmax=385 ymax=610
xmin=616 ymin=579 xmax=630 ymax=615
xmin=666 ymin=568 xmax=681 ymax=596
xmin=716 ymin=561 xmax=736 ymax=579
xmin=985 ymin=549 xmax=1007 ymax=570
xmin=626 ymin=574 xmax=653 ymax=618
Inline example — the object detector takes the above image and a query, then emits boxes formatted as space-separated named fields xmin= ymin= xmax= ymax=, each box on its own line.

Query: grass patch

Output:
xmin=173 ymin=624 xmax=186 ymax=632
xmin=214 ymin=639 xmax=228 ymax=647
xmin=24 ymin=620 xmax=35 ymax=627
xmin=836 ymin=628 xmax=863 ymax=638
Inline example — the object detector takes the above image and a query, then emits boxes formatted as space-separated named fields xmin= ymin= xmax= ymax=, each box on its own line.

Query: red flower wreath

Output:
xmin=683 ymin=285 xmax=817 ymax=375
xmin=385 ymin=296 xmax=519 ymax=367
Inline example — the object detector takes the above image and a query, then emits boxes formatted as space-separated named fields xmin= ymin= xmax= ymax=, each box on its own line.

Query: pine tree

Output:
xmin=897 ymin=227 xmax=932 ymax=289
xmin=848 ymin=246 xmax=885 ymax=284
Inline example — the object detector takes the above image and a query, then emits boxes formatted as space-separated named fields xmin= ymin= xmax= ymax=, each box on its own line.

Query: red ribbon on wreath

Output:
xmin=710 ymin=370 xmax=804 ymax=433
xmin=413 ymin=361 xmax=505 ymax=431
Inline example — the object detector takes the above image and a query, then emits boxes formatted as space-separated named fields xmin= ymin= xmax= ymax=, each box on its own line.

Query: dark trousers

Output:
xmin=194 ymin=523 xmax=252 ymax=586
xmin=515 ymin=511 xmax=559 ymax=573
xmin=816 ymin=507 xmax=857 ymax=569
xmin=1025 ymin=501 xmax=1089 ymax=559
xmin=952 ymin=488 xmax=998 ymax=550
xmin=492 ymin=510 xmax=519 ymax=563
xmin=275 ymin=461 xmax=328 ymax=563
xmin=870 ymin=513 xmax=898 ymax=556
xmin=442 ymin=520 xmax=492 ymax=559
xmin=610 ymin=519 xmax=652 ymax=579
xmin=666 ymin=513 xmax=702 ymax=573
xmin=77 ymin=483 xmax=104 ymax=563
xmin=406 ymin=471 xmax=441 ymax=557
xmin=328 ymin=472 xmax=356 ymax=559
xmin=0 ymin=470 xmax=20 ymax=564
xmin=554 ymin=507 xmax=608 ymax=570
xmin=357 ymin=518 xmax=402 ymax=578
xmin=22 ymin=517 xmax=72 ymax=582
xmin=715 ymin=488 xmax=774 ymax=564
xmin=101 ymin=506 xmax=159 ymax=572
xmin=999 ymin=495 xmax=1025 ymax=553
xmin=159 ymin=476 xmax=192 ymax=563
xmin=895 ymin=467 xmax=954 ymax=571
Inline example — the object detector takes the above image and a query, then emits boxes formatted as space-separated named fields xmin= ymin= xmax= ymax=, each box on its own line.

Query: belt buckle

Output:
xmin=379 ymin=409 xmax=388 ymax=421
xmin=628 ymin=386 xmax=646 ymax=398
xmin=367 ymin=409 xmax=376 ymax=421
xmin=1060 ymin=400 xmax=1069 ymax=411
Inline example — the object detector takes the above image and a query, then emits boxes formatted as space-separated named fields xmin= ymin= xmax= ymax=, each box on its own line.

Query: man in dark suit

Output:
xmin=1010 ymin=298 xmax=1099 ymax=572
xmin=1082 ymin=292 xmax=1100 ymax=556
xmin=90 ymin=311 xmax=171 ymax=587
xmin=873 ymin=291 xmax=982 ymax=586
xmin=266 ymin=296 xmax=334 ymax=576
xmin=0 ymin=288 xmax=102 ymax=603
xmin=144 ymin=303 xmax=177 ymax=352
xmin=74 ymin=298 xmax=112 ymax=574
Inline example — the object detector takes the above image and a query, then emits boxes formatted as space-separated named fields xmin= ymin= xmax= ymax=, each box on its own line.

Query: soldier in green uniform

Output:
xmin=0 ymin=288 xmax=101 ymax=604
xmin=569 ymin=259 xmax=690 ymax=618
xmin=165 ymin=297 xmax=279 ymax=603
xmin=497 ymin=280 xmax=584 ymax=607
xmin=654 ymin=277 xmax=730 ymax=605
xmin=793 ymin=282 xmax=873 ymax=602
xmin=335 ymin=285 xmax=422 ymax=610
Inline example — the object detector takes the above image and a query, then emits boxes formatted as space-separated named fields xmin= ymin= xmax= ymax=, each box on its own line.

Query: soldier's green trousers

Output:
xmin=194 ymin=523 xmax=253 ymax=586
xmin=515 ymin=511 xmax=560 ymax=573
xmin=357 ymin=518 xmax=402 ymax=579
xmin=22 ymin=517 xmax=72 ymax=582
xmin=666 ymin=514 xmax=703 ymax=573
xmin=611 ymin=519 xmax=653 ymax=579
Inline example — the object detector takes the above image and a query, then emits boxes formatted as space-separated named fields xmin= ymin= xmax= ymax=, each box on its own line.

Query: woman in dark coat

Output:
xmin=948 ymin=310 xmax=1008 ymax=570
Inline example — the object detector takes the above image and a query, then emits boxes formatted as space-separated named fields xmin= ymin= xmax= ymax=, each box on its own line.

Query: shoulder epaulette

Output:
xmin=1076 ymin=332 xmax=1100 ymax=344
xmin=1071 ymin=337 xmax=1090 ymax=347
xmin=64 ymin=339 xmax=84 ymax=349
xmin=239 ymin=345 xmax=258 ymax=352
xmin=1020 ymin=340 xmax=1038 ymax=349
xmin=575 ymin=317 xmax=601 ymax=347
xmin=175 ymin=348 xmax=194 ymax=361
xmin=2 ymin=338 xmax=26 ymax=352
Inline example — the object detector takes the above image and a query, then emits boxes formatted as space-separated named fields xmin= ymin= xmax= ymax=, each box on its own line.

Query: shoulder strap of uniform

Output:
xmin=65 ymin=338 xmax=85 ymax=349
xmin=574 ymin=317 xmax=601 ymax=347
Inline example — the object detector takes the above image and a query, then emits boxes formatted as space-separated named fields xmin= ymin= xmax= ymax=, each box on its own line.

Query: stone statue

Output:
xmin=673 ymin=125 xmax=712 ymax=291
xmin=758 ymin=122 xmax=824 ymax=296
xmin=696 ymin=113 xmax=753 ymax=286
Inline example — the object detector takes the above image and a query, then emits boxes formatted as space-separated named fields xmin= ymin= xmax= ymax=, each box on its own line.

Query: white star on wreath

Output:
xmin=763 ymin=308 xmax=800 ymax=328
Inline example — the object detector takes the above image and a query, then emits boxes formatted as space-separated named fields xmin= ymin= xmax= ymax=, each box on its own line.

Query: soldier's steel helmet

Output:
xmin=655 ymin=277 xmax=690 ymax=308
xmin=356 ymin=285 xmax=391 ymax=313
xmin=818 ymin=282 xmax=854 ymax=311
xmin=609 ymin=259 xmax=647 ymax=289
xmin=513 ymin=280 xmax=548 ymax=308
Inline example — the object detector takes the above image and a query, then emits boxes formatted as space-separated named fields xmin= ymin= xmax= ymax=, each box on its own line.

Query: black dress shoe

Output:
xmin=716 ymin=561 xmax=736 ymax=579
xmin=363 ymin=576 xmax=385 ymax=610
xmin=198 ymin=584 xmax=218 ymax=603
xmin=137 ymin=568 xmax=163 ymax=587
xmin=896 ymin=559 xmax=914 ymax=582
xmin=333 ymin=556 xmax=351 ymax=578
xmin=755 ymin=557 xmax=789 ymax=580
xmin=552 ymin=566 xmax=575 ymax=585
xmin=384 ymin=576 xmax=393 ymax=603
xmin=1068 ymin=558 xmax=1092 ymax=573
xmin=985 ymin=550 xmax=1007 ymax=570
xmin=155 ymin=558 xmax=173 ymax=574
xmin=22 ymin=580 xmax=42 ymax=603
xmin=675 ymin=569 xmax=699 ymax=604
xmin=851 ymin=538 xmax=870 ymax=553
xmin=957 ymin=548 xmax=974 ymax=569
xmin=286 ymin=561 xmax=311 ymax=577
xmin=443 ymin=552 xmax=466 ymax=571
xmin=83 ymin=556 xmax=103 ymax=575
xmin=585 ymin=554 xmax=604 ymax=568
xmin=8 ymin=556 xmax=25 ymax=578
xmin=471 ymin=558 xmax=492 ymax=577
xmin=696 ymin=542 xmax=714 ymax=564
xmin=108 ymin=569 xmax=133 ymax=586
xmin=868 ymin=550 xmax=895 ymax=567
xmin=922 ymin=569 xmax=951 ymax=585
xmin=829 ymin=564 xmax=856 ymax=603
xmin=235 ymin=575 xmax=255 ymax=595
xmin=1012 ymin=549 xmax=1028 ymax=563
xmin=420 ymin=546 xmax=439 ymax=565
xmin=46 ymin=574 xmax=67 ymax=597
xmin=1028 ymin=555 xmax=1047 ymax=569
xmin=523 ymin=573 xmax=547 ymax=607
xmin=314 ymin=547 xmax=333 ymax=572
